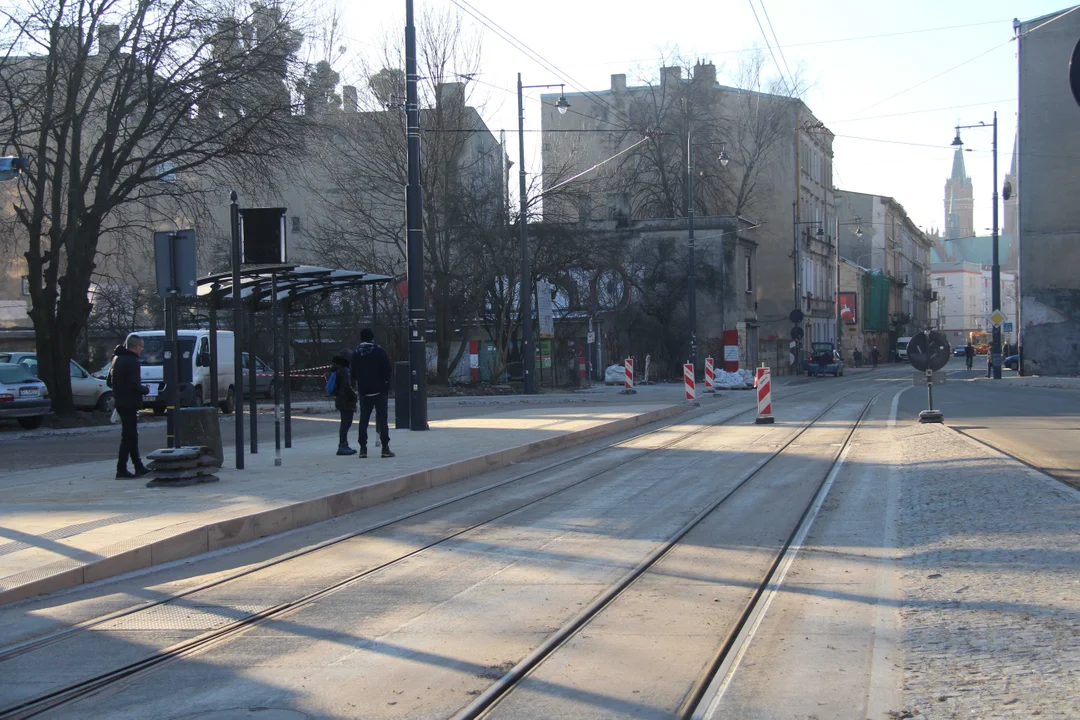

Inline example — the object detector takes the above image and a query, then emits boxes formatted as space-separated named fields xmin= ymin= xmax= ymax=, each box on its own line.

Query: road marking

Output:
xmin=693 ymin=404 xmax=864 ymax=719
xmin=888 ymin=385 xmax=910 ymax=429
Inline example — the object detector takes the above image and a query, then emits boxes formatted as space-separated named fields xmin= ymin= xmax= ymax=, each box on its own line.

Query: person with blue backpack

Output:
xmin=353 ymin=328 xmax=394 ymax=458
xmin=327 ymin=349 xmax=358 ymax=456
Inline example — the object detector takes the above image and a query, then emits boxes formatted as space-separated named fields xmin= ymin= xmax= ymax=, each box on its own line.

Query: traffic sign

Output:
xmin=1003 ymin=321 xmax=1014 ymax=333
xmin=789 ymin=309 xmax=804 ymax=325
xmin=988 ymin=309 xmax=1006 ymax=327
xmin=790 ymin=325 xmax=804 ymax=341
xmin=908 ymin=330 xmax=950 ymax=373
xmin=587 ymin=331 xmax=595 ymax=344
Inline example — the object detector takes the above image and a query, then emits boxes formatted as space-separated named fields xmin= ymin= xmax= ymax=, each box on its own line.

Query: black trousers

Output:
xmin=339 ymin=408 xmax=354 ymax=447
xmin=358 ymin=393 xmax=390 ymax=450
xmin=117 ymin=407 xmax=141 ymax=470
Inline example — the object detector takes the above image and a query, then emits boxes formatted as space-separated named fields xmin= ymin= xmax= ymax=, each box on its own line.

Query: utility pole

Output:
xmin=687 ymin=126 xmax=698 ymax=372
xmin=990 ymin=111 xmax=1002 ymax=379
xmin=405 ymin=0 xmax=428 ymax=427
xmin=517 ymin=73 xmax=535 ymax=394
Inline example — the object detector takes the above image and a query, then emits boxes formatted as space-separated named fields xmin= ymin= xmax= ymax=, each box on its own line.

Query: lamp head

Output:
xmin=555 ymin=87 xmax=570 ymax=115
xmin=815 ymin=226 xmax=825 ymax=238
xmin=718 ymin=143 xmax=730 ymax=167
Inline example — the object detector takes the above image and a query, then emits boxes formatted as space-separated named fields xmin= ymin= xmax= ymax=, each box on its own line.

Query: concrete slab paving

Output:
xmin=0 ymin=401 xmax=686 ymax=605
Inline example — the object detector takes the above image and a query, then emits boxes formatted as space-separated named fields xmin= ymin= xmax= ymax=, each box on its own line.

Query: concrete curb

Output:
xmin=0 ymin=395 xmax=622 ymax=442
xmin=0 ymin=403 xmax=689 ymax=606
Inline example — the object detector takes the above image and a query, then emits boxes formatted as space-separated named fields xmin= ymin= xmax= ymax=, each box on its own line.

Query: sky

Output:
xmin=336 ymin=0 xmax=1074 ymax=237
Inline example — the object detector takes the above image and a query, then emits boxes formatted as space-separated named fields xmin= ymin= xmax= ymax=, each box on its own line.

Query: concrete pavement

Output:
xmin=0 ymin=395 xmax=692 ymax=605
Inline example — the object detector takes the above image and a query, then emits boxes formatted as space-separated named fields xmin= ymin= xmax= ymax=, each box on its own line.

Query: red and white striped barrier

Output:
xmin=684 ymin=362 xmax=697 ymax=402
xmin=755 ymin=366 xmax=774 ymax=424
xmin=789 ymin=340 xmax=797 ymax=369
xmin=704 ymin=356 xmax=715 ymax=393
xmin=620 ymin=357 xmax=636 ymax=394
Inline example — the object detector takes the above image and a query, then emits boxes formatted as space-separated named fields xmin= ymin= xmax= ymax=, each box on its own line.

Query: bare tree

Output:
xmin=0 ymin=0 xmax=308 ymax=412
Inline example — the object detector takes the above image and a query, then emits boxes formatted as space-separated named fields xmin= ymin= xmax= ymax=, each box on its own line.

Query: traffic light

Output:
xmin=0 ymin=157 xmax=28 ymax=182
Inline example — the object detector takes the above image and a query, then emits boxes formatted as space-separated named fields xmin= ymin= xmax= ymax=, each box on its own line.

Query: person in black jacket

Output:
xmin=331 ymin=350 xmax=358 ymax=456
xmin=352 ymin=328 xmax=394 ymax=458
xmin=108 ymin=335 xmax=149 ymax=478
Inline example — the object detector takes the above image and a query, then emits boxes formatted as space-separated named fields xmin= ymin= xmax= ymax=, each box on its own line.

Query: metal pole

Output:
xmin=248 ymin=287 xmax=258 ymax=454
xmin=271 ymin=273 xmax=282 ymax=466
xmin=282 ymin=299 xmax=292 ymax=449
xmin=518 ymin=73 xmax=535 ymax=394
xmin=209 ymin=286 xmax=219 ymax=407
xmin=230 ymin=192 xmax=244 ymax=469
xmin=687 ymin=127 xmax=697 ymax=372
xmin=166 ymin=232 xmax=179 ymax=448
xmin=990 ymin=111 xmax=1002 ymax=379
xmin=792 ymin=202 xmax=800 ymax=374
xmin=405 ymin=0 xmax=429 ymax=428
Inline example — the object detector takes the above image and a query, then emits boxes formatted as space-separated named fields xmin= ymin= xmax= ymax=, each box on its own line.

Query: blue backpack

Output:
xmin=325 ymin=371 xmax=337 ymax=395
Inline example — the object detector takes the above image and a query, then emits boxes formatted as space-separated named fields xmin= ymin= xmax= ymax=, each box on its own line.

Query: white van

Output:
xmin=896 ymin=336 xmax=913 ymax=361
xmin=125 ymin=330 xmax=236 ymax=414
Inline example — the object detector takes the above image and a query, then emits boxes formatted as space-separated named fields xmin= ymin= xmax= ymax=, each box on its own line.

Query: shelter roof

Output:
xmin=196 ymin=265 xmax=392 ymax=309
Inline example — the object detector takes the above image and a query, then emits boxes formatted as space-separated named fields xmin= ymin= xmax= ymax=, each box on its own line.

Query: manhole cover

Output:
xmin=174 ymin=709 xmax=310 ymax=720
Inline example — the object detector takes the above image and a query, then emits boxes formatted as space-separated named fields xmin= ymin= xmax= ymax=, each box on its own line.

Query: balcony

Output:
xmin=806 ymin=296 xmax=834 ymax=317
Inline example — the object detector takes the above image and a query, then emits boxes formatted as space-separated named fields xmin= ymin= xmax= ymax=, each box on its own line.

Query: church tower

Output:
xmin=1003 ymin=135 xmax=1018 ymax=241
xmin=944 ymin=146 xmax=974 ymax=239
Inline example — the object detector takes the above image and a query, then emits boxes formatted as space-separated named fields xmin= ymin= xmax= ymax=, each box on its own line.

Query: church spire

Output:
xmin=951 ymin=145 xmax=967 ymax=182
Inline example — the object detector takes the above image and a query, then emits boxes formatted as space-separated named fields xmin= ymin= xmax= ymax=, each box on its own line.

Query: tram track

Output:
xmin=452 ymin=391 xmax=881 ymax=720
xmin=0 ymin=382 xmax=841 ymax=719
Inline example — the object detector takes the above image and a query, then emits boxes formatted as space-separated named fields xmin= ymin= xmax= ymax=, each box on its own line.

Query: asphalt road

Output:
xmin=0 ymin=388 xmax=689 ymax=472
xmin=896 ymin=355 xmax=1080 ymax=487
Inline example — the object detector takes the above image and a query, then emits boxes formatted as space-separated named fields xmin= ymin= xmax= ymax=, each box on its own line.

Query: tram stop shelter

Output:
xmin=196 ymin=264 xmax=393 ymax=468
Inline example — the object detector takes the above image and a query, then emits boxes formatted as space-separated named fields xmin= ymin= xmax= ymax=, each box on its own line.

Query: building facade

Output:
xmin=836 ymin=191 xmax=933 ymax=355
xmin=1017 ymin=6 xmax=1080 ymax=375
xmin=540 ymin=63 xmax=836 ymax=373
xmin=931 ymin=261 xmax=1018 ymax=349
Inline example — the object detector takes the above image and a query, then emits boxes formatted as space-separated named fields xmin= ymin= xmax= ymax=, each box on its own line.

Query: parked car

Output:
xmin=0 ymin=351 xmax=113 ymax=412
xmin=896 ymin=336 xmax=913 ymax=362
xmin=807 ymin=342 xmax=844 ymax=377
xmin=0 ymin=362 xmax=50 ymax=429
xmin=241 ymin=353 xmax=275 ymax=398
xmin=953 ymin=346 xmax=967 ymax=357
xmin=127 ymin=330 xmax=236 ymax=414
xmin=1005 ymin=354 xmax=1020 ymax=371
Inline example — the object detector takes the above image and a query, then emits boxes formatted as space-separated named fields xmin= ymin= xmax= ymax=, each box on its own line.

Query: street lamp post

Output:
xmin=405 ymin=0 xmax=428 ymax=429
xmin=686 ymin=126 xmax=729 ymax=374
xmin=517 ymin=75 xmax=569 ymax=394
xmin=791 ymin=208 xmax=825 ymax=373
xmin=952 ymin=112 xmax=1002 ymax=379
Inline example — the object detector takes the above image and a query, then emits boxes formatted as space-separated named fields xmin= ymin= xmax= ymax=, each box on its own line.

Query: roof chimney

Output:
xmin=436 ymin=82 xmax=466 ymax=111
xmin=611 ymin=74 xmax=626 ymax=93
xmin=342 ymin=85 xmax=357 ymax=112
xmin=660 ymin=66 xmax=682 ymax=89
xmin=694 ymin=61 xmax=716 ymax=88
xmin=97 ymin=25 xmax=120 ymax=56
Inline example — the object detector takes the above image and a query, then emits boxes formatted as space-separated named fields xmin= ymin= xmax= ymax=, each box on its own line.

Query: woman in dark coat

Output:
xmin=332 ymin=350 xmax=359 ymax=455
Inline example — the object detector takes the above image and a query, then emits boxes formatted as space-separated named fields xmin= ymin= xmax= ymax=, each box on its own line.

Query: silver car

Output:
xmin=0 ymin=362 xmax=50 ymax=429
xmin=0 ymin=352 xmax=114 ymax=412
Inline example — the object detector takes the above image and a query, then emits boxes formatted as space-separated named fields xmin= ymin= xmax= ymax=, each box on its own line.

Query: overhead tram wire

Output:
xmin=461 ymin=72 xmax=629 ymax=130
xmin=547 ymin=18 xmax=1014 ymax=71
xmin=852 ymin=37 xmax=1013 ymax=117
xmin=746 ymin=0 xmax=793 ymax=94
xmin=759 ymin=0 xmax=796 ymax=92
xmin=449 ymin=0 xmax=636 ymax=129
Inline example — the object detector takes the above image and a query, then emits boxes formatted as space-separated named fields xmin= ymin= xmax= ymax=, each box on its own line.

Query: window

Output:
xmin=21 ymin=277 xmax=29 ymax=296
xmin=745 ymin=255 xmax=753 ymax=293
xmin=935 ymin=277 xmax=945 ymax=287
xmin=291 ymin=216 xmax=302 ymax=233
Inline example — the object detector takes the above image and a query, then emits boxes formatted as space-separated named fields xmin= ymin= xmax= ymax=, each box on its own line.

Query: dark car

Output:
xmin=953 ymin=346 xmax=967 ymax=357
xmin=1005 ymin=354 xmax=1019 ymax=371
xmin=0 ymin=362 xmax=50 ymax=429
xmin=807 ymin=342 xmax=844 ymax=377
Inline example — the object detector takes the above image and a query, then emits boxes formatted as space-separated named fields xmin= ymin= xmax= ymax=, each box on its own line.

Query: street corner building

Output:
xmin=1017 ymin=6 xmax=1080 ymax=375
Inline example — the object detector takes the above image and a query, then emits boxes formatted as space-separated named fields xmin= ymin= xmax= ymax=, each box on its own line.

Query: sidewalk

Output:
xmin=0 ymin=400 xmax=688 ymax=605
xmin=969 ymin=374 xmax=1080 ymax=390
